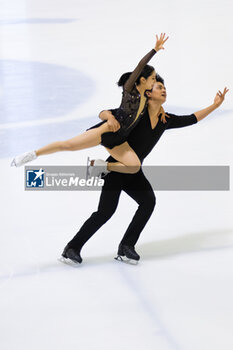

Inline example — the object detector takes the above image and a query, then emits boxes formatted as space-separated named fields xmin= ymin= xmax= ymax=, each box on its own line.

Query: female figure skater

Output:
xmin=11 ymin=33 xmax=168 ymax=178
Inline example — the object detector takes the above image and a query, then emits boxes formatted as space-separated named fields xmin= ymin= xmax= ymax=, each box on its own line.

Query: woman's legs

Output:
xmin=105 ymin=142 xmax=141 ymax=174
xmin=12 ymin=121 xmax=141 ymax=174
xmin=36 ymin=123 xmax=109 ymax=156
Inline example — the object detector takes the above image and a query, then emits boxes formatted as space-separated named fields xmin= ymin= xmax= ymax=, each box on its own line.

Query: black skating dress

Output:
xmin=87 ymin=49 xmax=157 ymax=149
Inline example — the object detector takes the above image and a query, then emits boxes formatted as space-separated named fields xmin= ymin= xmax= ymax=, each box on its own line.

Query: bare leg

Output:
xmin=36 ymin=123 xmax=109 ymax=156
xmin=105 ymin=142 xmax=141 ymax=174
xmin=35 ymin=123 xmax=140 ymax=175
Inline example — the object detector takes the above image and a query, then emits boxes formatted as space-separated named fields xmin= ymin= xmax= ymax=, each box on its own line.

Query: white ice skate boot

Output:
xmin=11 ymin=150 xmax=37 ymax=167
xmin=86 ymin=157 xmax=110 ymax=180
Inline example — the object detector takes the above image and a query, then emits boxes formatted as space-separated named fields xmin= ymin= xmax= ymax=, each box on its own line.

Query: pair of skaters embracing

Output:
xmin=11 ymin=33 xmax=228 ymax=263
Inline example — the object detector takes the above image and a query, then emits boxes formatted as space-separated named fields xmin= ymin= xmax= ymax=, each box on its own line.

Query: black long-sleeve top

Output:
xmin=106 ymin=109 xmax=198 ymax=163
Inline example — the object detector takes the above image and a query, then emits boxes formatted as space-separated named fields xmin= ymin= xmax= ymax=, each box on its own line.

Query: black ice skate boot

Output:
xmin=60 ymin=244 xmax=82 ymax=265
xmin=115 ymin=244 xmax=140 ymax=264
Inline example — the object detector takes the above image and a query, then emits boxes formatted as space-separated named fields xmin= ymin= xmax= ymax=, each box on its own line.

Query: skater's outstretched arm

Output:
xmin=194 ymin=87 xmax=229 ymax=122
xmin=165 ymin=87 xmax=229 ymax=129
xmin=124 ymin=33 xmax=169 ymax=92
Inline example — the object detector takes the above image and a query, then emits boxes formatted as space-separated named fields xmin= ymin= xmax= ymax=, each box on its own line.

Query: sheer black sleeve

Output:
xmin=124 ymin=49 xmax=156 ymax=92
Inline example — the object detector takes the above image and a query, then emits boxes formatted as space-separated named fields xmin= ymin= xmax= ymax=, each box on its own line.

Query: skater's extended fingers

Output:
xmin=223 ymin=87 xmax=229 ymax=95
xmin=162 ymin=33 xmax=167 ymax=40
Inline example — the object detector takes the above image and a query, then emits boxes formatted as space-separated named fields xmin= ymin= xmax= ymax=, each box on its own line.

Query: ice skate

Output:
xmin=86 ymin=157 xmax=110 ymax=180
xmin=58 ymin=245 xmax=82 ymax=265
xmin=11 ymin=150 xmax=37 ymax=167
xmin=114 ymin=244 xmax=140 ymax=265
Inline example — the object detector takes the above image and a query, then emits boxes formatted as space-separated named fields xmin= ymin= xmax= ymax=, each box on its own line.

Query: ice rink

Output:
xmin=1 ymin=0 xmax=233 ymax=349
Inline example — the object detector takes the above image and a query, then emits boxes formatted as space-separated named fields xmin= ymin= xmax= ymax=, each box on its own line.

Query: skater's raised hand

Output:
xmin=213 ymin=87 xmax=229 ymax=108
xmin=154 ymin=33 xmax=169 ymax=52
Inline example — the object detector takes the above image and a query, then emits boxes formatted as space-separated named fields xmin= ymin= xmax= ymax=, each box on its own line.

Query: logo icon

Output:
xmin=26 ymin=168 xmax=45 ymax=188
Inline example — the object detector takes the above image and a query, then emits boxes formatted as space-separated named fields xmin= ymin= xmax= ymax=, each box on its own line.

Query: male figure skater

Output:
xmin=62 ymin=76 xmax=228 ymax=264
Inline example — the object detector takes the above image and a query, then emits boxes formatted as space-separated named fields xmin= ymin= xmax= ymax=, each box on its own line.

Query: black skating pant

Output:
xmin=68 ymin=169 xmax=156 ymax=251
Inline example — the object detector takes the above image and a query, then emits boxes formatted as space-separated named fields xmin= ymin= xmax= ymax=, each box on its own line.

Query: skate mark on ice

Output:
xmin=116 ymin=264 xmax=183 ymax=350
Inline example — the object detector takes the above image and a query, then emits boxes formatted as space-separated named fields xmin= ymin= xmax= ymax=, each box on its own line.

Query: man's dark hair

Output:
xmin=156 ymin=73 xmax=164 ymax=85
xmin=145 ymin=73 xmax=165 ymax=97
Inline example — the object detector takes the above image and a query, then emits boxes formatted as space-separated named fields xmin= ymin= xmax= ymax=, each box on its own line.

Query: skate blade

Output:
xmin=86 ymin=156 xmax=91 ymax=180
xmin=114 ymin=256 xmax=138 ymax=265
xmin=86 ymin=157 xmax=101 ymax=180
xmin=11 ymin=159 xmax=16 ymax=167
xmin=58 ymin=257 xmax=81 ymax=267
